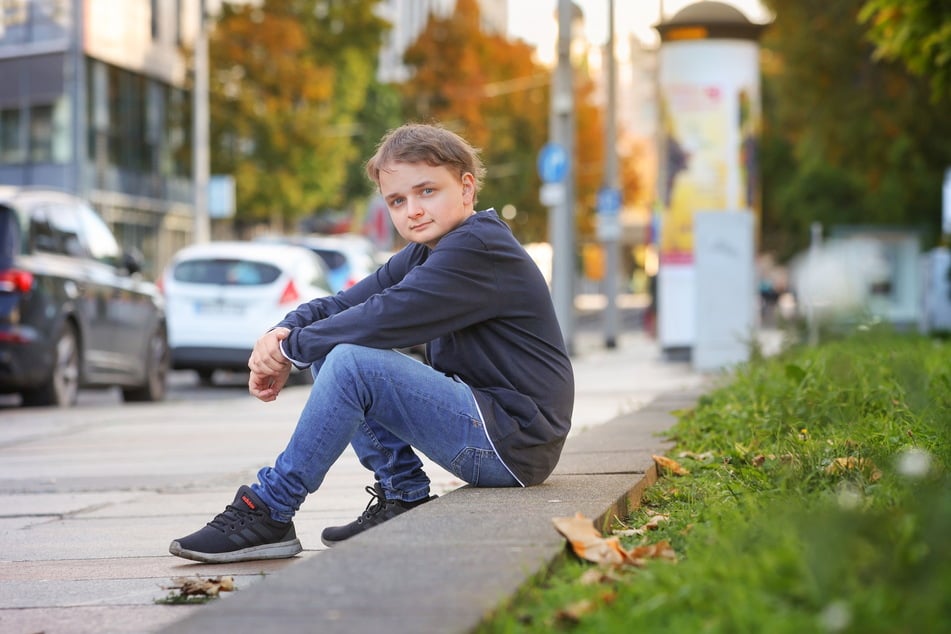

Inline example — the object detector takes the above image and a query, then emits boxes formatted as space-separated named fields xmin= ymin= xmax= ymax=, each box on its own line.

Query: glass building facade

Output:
xmin=0 ymin=0 xmax=199 ymax=276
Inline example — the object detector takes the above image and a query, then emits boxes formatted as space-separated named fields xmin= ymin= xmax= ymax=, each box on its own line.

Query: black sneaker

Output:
xmin=320 ymin=483 xmax=435 ymax=546
xmin=169 ymin=485 xmax=302 ymax=563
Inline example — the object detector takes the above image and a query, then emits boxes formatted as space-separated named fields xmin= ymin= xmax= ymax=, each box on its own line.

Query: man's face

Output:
xmin=379 ymin=161 xmax=475 ymax=249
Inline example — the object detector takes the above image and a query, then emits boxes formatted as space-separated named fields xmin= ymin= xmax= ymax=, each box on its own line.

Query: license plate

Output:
xmin=194 ymin=300 xmax=245 ymax=315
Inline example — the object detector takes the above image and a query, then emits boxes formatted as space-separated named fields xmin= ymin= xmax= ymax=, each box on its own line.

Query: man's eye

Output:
xmin=391 ymin=197 xmax=404 ymax=206
xmin=422 ymin=188 xmax=434 ymax=195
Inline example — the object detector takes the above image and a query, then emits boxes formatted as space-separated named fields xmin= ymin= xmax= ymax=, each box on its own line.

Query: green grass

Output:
xmin=477 ymin=330 xmax=951 ymax=633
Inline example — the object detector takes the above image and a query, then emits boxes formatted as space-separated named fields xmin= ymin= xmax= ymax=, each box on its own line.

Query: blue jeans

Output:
xmin=252 ymin=344 xmax=520 ymax=522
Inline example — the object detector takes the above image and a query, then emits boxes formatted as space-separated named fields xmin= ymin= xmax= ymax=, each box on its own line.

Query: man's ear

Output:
xmin=461 ymin=173 xmax=476 ymax=202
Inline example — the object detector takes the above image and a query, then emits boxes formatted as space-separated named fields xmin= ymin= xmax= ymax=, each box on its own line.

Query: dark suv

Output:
xmin=0 ymin=187 xmax=169 ymax=407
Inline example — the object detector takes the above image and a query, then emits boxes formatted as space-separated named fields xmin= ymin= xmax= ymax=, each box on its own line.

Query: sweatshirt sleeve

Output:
xmin=278 ymin=227 xmax=501 ymax=365
xmin=274 ymin=245 xmax=411 ymax=329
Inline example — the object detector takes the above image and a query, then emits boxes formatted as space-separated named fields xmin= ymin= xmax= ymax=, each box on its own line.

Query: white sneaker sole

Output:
xmin=169 ymin=538 xmax=302 ymax=563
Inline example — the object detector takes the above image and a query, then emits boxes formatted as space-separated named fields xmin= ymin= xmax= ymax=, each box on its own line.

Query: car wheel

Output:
xmin=21 ymin=322 xmax=81 ymax=407
xmin=287 ymin=367 xmax=315 ymax=386
xmin=121 ymin=325 xmax=169 ymax=402
xmin=197 ymin=369 xmax=215 ymax=386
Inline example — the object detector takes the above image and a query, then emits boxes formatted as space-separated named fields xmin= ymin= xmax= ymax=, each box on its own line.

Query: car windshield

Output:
xmin=308 ymin=247 xmax=347 ymax=270
xmin=173 ymin=258 xmax=281 ymax=286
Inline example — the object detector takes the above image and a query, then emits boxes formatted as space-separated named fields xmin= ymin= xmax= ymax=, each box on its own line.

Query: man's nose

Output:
xmin=407 ymin=198 xmax=424 ymax=217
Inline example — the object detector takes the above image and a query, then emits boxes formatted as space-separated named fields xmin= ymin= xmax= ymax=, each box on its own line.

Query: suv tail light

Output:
xmin=0 ymin=269 xmax=34 ymax=293
xmin=278 ymin=279 xmax=300 ymax=305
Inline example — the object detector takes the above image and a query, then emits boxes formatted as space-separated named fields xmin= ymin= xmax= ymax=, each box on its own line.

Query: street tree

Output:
xmin=208 ymin=0 xmax=388 ymax=233
xmin=758 ymin=0 xmax=951 ymax=259
xmin=859 ymin=0 xmax=951 ymax=101
xmin=400 ymin=0 xmax=604 ymax=243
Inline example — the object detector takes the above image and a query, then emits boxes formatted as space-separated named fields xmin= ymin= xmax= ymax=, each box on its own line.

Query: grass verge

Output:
xmin=476 ymin=330 xmax=951 ymax=633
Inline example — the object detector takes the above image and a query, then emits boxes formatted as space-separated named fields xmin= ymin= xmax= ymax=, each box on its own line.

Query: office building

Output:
xmin=0 ymin=0 xmax=201 ymax=275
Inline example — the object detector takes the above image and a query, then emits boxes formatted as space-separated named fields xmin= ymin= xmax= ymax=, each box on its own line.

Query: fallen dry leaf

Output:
xmin=553 ymin=513 xmax=678 ymax=567
xmin=556 ymin=599 xmax=597 ymax=623
xmin=164 ymin=576 xmax=235 ymax=598
xmin=653 ymin=454 xmax=689 ymax=475
xmin=626 ymin=541 xmax=677 ymax=567
xmin=825 ymin=456 xmax=882 ymax=481
xmin=643 ymin=514 xmax=670 ymax=530
xmin=678 ymin=450 xmax=715 ymax=462
xmin=553 ymin=513 xmax=629 ymax=565
xmin=612 ymin=514 xmax=668 ymax=538
xmin=578 ymin=568 xmax=622 ymax=586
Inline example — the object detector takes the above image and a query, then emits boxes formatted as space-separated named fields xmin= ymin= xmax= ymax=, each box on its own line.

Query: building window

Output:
xmin=0 ymin=0 xmax=29 ymax=43
xmin=104 ymin=68 xmax=148 ymax=171
xmin=166 ymin=86 xmax=191 ymax=177
xmin=0 ymin=101 xmax=69 ymax=165
xmin=23 ymin=100 xmax=69 ymax=164
xmin=32 ymin=0 xmax=71 ymax=41
xmin=29 ymin=104 xmax=54 ymax=162
xmin=51 ymin=96 xmax=71 ymax=162
xmin=151 ymin=0 xmax=159 ymax=39
xmin=85 ymin=59 xmax=191 ymax=192
xmin=0 ymin=0 xmax=70 ymax=44
xmin=0 ymin=108 xmax=25 ymax=163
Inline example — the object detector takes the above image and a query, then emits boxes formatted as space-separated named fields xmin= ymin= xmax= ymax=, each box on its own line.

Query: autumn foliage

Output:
xmin=400 ymin=0 xmax=605 ymax=242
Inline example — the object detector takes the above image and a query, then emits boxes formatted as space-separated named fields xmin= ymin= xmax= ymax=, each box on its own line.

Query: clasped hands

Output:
xmin=248 ymin=327 xmax=293 ymax=402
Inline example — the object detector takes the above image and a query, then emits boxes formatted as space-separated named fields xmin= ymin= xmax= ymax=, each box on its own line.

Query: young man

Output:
xmin=169 ymin=123 xmax=574 ymax=563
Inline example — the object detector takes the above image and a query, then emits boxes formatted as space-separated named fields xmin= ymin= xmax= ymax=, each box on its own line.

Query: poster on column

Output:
xmin=659 ymin=83 xmax=729 ymax=262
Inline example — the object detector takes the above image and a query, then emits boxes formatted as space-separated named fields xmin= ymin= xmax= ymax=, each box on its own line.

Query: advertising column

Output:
xmin=654 ymin=2 xmax=766 ymax=355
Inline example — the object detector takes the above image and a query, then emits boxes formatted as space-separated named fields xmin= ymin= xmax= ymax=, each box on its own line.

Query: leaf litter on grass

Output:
xmin=478 ymin=331 xmax=951 ymax=633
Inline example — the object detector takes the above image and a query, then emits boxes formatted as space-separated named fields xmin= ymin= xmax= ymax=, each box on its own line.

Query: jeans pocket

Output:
xmin=450 ymin=447 xmax=518 ymax=487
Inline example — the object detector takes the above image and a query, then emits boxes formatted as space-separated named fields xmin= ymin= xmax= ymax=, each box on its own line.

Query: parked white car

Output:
xmin=160 ymin=241 xmax=332 ymax=384
xmin=256 ymin=234 xmax=383 ymax=293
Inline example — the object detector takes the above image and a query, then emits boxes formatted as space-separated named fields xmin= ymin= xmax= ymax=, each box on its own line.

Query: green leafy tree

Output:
xmin=400 ymin=0 xmax=605 ymax=243
xmin=859 ymin=0 xmax=951 ymax=100
xmin=759 ymin=0 xmax=951 ymax=259
xmin=342 ymin=81 xmax=404 ymax=204
xmin=208 ymin=0 xmax=388 ymax=233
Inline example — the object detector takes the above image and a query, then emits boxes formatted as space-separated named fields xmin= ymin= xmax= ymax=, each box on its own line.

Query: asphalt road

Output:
xmin=1 ymin=296 xmax=647 ymax=411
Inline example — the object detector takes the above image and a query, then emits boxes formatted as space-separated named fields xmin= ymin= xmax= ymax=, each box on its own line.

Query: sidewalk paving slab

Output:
xmin=0 ymin=328 xmax=726 ymax=634
xmin=161 ymin=386 xmax=705 ymax=634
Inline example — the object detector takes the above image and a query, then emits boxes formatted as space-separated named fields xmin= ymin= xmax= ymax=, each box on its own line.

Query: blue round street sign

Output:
xmin=597 ymin=187 xmax=621 ymax=215
xmin=537 ymin=142 xmax=568 ymax=183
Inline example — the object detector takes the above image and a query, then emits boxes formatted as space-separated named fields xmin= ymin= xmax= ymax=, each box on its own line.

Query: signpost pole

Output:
xmin=549 ymin=0 xmax=576 ymax=353
xmin=601 ymin=0 xmax=620 ymax=348
xmin=192 ymin=0 xmax=211 ymax=244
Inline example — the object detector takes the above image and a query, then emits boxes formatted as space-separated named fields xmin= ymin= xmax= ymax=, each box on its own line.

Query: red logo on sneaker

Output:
xmin=241 ymin=495 xmax=256 ymax=510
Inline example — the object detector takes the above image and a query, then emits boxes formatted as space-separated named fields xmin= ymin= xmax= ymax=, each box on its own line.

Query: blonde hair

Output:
xmin=366 ymin=123 xmax=486 ymax=200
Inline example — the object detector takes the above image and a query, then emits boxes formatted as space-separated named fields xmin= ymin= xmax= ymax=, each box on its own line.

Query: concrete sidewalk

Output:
xmin=0 ymin=328 xmax=717 ymax=634
xmin=163 ymin=387 xmax=707 ymax=634
xmin=160 ymin=329 xmax=716 ymax=634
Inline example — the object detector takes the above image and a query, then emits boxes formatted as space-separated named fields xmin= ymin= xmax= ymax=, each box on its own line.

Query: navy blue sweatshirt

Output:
xmin=276 ymin=210 xmax=574 ymax=486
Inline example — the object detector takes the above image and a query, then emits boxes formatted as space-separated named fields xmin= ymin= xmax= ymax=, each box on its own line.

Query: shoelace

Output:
xmin=359 ymin=485 xmax=389 ymax=522
xmin=208 ymin=503 xmax=262 ymax=532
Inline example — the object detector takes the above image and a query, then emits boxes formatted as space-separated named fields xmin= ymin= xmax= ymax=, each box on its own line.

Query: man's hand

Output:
xmin=248 ymin=327 xmax=294 ymax=401
xmin=249 ymin=327 xmax=292 ymax=374
xmin=249 ymin=366 xmax=291 ymax=402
